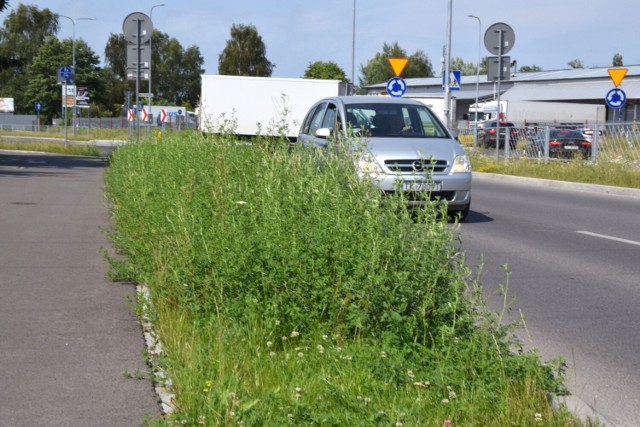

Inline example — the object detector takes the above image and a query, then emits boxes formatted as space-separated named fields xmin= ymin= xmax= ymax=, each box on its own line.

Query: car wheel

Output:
xmin=448 ymin=203 xmax=470 ymax=222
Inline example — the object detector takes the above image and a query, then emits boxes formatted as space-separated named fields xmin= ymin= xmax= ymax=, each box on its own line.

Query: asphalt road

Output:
xmin=460 ymin=174 xmax=640 ymax=427
xmin=0 ymin=150 xmax=160 ymax=426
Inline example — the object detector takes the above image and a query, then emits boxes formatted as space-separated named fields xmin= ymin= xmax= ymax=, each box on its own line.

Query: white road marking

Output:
xmin=576 ymin=231 xmax=640 ymax=247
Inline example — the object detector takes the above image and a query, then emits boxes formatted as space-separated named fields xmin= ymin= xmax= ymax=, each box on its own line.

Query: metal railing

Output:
xmin=0 ymin=115 xmax=198 ymax=140
xmin=458 ymin=122 xmax=640 ymax=167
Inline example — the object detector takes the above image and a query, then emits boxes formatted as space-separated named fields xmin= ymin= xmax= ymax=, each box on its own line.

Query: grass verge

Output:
xmin=0 ymin=139 xmax=102 ymax=156
xmin=468 ymin=149 xmax=640 ymax=189
xmin=103 ymin=134 xmax=590 ymax=426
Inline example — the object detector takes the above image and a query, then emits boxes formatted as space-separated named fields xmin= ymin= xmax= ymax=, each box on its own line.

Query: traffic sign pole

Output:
xmin=123 ymin=12 xmax=153 ymax=142
xmin=484 ymin=22 xmax=516 ymax=160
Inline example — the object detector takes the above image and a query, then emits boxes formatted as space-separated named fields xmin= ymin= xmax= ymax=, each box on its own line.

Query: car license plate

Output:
xmin=563 ymin=145 xmax=578 ymax=150
xmin=403 ymin=181 xmax=441 ymax=192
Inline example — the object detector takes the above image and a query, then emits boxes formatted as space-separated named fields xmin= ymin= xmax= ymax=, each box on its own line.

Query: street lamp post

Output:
xmin=443 ymin=0 xmax=453 ymax=129
xmin=468 ymin=14 xmax=481 ymax=147
xmin=148 ymin=4 xmax=165 ymax=135
xmin=59 ymin=15 xmax=95 ymax=135
xmin=351 ymin=0 xmax=356 ymax=93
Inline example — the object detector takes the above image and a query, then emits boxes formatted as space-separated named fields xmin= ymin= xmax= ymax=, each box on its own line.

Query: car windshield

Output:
xmin=345 ymin=103 xmax=449 ymax=138
xmin=551 ymin=130 xmax=582 ymax=139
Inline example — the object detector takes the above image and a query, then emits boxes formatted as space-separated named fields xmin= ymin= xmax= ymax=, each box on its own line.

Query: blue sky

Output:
xmin=3 ymin=0 xmax=638 ymax=82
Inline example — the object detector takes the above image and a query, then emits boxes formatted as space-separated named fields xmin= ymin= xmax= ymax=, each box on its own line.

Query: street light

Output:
xmin=351 ymin=0 xmax=356 ymax=93
xmin=468 ymin=14 xmax=481 ymax=147
xmin=58 ymin=14 xmax=96 ymax=134
xmin=148 ymin=4 xmax=165 ymax=135
xmin=443 ymin=0 xmax=452 ymax=128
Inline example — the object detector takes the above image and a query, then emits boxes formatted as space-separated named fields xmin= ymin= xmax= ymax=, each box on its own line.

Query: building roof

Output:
xmin=365 ymin=65 xmax=640 ymax=103
xmin=366 ymin=65 xmax=640 ymax=87
xmin=502 ymin=79 xmax=640 ymax=101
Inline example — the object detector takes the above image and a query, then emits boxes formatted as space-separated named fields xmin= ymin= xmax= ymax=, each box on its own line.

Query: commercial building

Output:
xmin=364 ymin=65 xmax=640 ymax=127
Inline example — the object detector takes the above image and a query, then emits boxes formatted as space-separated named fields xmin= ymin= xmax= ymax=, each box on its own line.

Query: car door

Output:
xmin=298 ymin=102 xmax=327 ymax=147
xmin=299 ymin=102 xmax=342 ymax=148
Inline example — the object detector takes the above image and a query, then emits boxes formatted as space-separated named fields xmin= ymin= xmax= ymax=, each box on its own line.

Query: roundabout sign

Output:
xmin=386 ymin=77 xmax=406 ymax=97
xmin=606 ymin=88 xmax=626 ymax=109
xmin=606 ymin=67 xmax=628 ymax=109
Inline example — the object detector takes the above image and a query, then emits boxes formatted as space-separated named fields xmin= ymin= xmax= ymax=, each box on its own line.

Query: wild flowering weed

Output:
xmin=104 ymin=135 xmax=582 ymax=426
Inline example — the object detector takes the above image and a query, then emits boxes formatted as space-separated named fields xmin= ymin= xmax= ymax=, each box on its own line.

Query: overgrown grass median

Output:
xmin=0 ymin=139 xmax=102 ymax=156
xmin=104 ymin=134 xmax=585 ymax=426
xmin=467 ymin=149 xmax=640 ymax=189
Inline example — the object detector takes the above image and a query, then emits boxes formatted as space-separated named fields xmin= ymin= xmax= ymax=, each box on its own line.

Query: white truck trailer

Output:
xmin=199 ymin=75 xmax=345 ymax=138
xmin=404 ymin=96 xmax=454 ymax=125
xmin=471 ymin=100 xmax=605 ymax=126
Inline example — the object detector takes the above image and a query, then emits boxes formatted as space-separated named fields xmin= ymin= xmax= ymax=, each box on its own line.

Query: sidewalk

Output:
xmin=0 ymin=150 xmax=160 ymax=426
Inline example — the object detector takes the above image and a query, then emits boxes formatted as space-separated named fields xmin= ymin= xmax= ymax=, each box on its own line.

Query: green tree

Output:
xmin=0 ymin=3 xmax=59 ymax=111
xmin=359 ymin=42 xmax=433 ymax=87
xmin=104 ymin=30 xmax=204 ymax=110
xmin=567 ymin=59 xmax=584 ymax=69
xmin=104 ymin=32 xmax=127 ymax=78
xmin=22 ymin=36 xmax=69 ymax=123
xmin=612 ymin=53 xmax=623 ymax=67
xmin=450 ymin=56 xmax=479 ymax=76
xmin=102 ymin=33 xmax=129 ymax=115
xmin=0 ymin=0 xmax=8 ymax=12
xmin=519 ymin=64 xmax=543 ymax=72
xmin=153 ymin=32 xmax=204 ymax=107
xmin=24 ymin=37 xmax=101 ymax=123
xmin=303 ymin=61 xmax=348 ymax=82
xmin=218 ymin=23 xmax=274 ymax=77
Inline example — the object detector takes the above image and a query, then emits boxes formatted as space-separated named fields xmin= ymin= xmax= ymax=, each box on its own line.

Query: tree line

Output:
xmin=1 ymin=2 xmax=624 ymax=124
xmin=0 ymin=3 xmax=204 ymax=124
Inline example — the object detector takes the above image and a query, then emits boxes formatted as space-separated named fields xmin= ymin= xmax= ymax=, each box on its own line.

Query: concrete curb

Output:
xmin=473 ymin=172 xmax=640 ymax=199
xmin=137 ymin=285 xmax=176 ymax=416
xmin=475 ymin=171 xmax=625 ymax=426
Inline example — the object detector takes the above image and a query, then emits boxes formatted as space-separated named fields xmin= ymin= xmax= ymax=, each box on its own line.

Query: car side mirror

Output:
xmin=449 ymin=129 xmax=459 ymax=141
xmin=315 ymin=128 xmax=331 ymax=139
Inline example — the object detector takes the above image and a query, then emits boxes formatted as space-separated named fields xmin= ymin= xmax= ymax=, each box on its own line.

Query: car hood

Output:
xmin=363 ymin=136 xmax=466 ymax=162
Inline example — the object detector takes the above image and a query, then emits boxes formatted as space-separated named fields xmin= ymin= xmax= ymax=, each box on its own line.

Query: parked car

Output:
xmin=526 ymin=128 xmax=592 ymax=158
xmin=478 ymin=120 xmax=518 ymax=148
xmin=577 ymin=127 xmax=602 ymax=141
xmin=297 ymin=96 xmax=472 ymax=220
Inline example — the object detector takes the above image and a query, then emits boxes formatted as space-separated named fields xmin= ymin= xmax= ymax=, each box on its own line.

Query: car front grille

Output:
xmin=384 ymin=159 xmax=448 ymax=173
xmin=383 ymin=190 xmax=456 ymax=202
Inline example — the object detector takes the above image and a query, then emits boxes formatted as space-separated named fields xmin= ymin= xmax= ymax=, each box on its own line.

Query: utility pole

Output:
xmin=443 ymin=0 xmax=453 ymax=128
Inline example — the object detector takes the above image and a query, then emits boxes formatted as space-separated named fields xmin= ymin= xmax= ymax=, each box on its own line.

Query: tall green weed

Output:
xmin=104 ymin=134 xmax=582 ymax=425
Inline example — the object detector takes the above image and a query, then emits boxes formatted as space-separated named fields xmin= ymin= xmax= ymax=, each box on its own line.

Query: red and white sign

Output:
xmin=160 ymin=108 xmax=168 ymax=123
xmin=127 ymin=109 xmax=135 ymax=122
xmin=141 ymin=108 xmax=148 ymax=122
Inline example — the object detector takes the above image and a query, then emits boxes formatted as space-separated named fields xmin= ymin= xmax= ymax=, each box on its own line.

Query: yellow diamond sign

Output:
xmin=388 ymin=58 xmax=408 ymax=77
xmin=608 ymin=68 xmax=628 ymax=87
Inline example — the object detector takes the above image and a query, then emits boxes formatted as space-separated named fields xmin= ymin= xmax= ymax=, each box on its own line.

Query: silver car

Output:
xmin=298 ymin=96 xmax=471 ymax=220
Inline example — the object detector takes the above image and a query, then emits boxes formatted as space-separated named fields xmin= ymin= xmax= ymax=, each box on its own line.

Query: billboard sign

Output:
xmin=76 ymin=87 xmax=90 ymax=108
xmin=61 ymin=85 xmax=76 ymax=107
xmin=0 ymin=98 xmax=15 ymax=113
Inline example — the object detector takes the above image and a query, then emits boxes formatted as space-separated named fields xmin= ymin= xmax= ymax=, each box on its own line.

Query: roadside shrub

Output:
xmin=104 ymin=134 xmax=577 ymax=425
xmin=106 ymin=135 xmax=473 ymax=348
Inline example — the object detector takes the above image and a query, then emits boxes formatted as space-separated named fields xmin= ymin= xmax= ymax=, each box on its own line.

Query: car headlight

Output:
xmin=451 ymin=154 xmax=471 ymax=173
xmin=357 ymin=153 xmax=384 ymax=176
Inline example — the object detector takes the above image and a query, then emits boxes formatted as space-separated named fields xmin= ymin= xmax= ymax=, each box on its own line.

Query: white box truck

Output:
xmin=472 ymin=100 xmax=605 ymax=126
xmin=199 ymin=75 xmax=344 ymax=138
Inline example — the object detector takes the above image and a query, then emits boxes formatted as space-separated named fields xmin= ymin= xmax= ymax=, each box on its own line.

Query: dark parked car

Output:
xmin=526 ymin=129 xmax=592 ymax=158
xmin=479 ymin=120 xmax=518 ymax=148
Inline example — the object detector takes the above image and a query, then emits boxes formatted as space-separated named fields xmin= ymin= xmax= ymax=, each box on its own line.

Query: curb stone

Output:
xmin=138 ymin=285 xmax=176 ymax=416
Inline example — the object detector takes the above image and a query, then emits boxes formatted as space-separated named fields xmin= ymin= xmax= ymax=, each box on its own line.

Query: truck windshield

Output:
xmin=346 ymin=103 xmax=449 ymax=138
